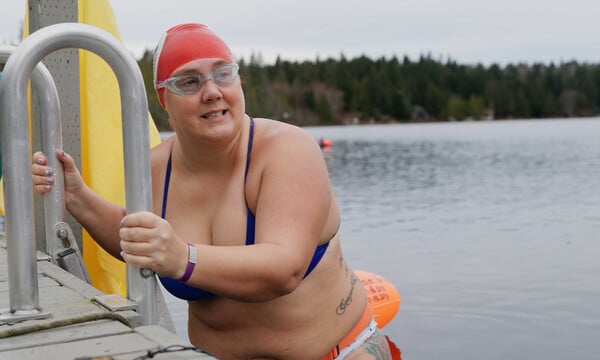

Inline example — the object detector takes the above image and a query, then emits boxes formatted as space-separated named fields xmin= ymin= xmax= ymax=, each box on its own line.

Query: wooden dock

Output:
xmin=0 ymin=234 xmax=216 ymax=360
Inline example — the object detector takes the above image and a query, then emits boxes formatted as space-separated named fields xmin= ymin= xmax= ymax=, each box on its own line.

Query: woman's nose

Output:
xmin=200 ymin=80 xmax=222 ymax=103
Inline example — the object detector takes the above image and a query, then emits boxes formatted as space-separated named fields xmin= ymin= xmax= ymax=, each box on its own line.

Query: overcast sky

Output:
xmin=1 ymin=0 xmax=598 ymax=66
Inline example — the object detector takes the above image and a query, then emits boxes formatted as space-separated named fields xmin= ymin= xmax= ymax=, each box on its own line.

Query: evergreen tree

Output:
xmin=135 ymin=49 xmax=600 ymax=130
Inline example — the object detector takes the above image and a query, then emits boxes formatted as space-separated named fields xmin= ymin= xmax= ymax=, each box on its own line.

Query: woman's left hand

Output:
xmin=119 ymin=211 xmax=189 ymax=279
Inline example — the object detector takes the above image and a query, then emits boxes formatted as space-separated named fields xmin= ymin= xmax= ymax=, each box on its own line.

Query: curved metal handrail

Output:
xmin=0 ymin=23 xmax=156 ymax=325
xmin=1 ymin=46 xmax=90 ymax=284
xmin=0 ymin=46 xmax=63 ymax=321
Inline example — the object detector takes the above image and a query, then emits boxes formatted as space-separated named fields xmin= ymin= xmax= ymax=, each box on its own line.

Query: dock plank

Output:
xmin=0 ymin=235 xmax=215 ymax=359
xmin=0 ymin=319 xmax=130 ymax=352
xmin=0 ymin=325 xmax=213 ymax=360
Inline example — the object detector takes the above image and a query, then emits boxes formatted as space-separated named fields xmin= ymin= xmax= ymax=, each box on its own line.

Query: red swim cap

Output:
xmin=153 ymin=23 xmax=234 ymax=108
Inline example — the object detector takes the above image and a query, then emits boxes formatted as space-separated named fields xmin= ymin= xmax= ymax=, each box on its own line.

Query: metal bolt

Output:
xmin=57 ymin=229 xmax=68 ymax=239
xmin=140 ymin=268 xmax=154 ymax=278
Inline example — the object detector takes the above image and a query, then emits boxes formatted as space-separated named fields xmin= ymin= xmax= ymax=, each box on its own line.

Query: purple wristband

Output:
xmin=177 ymin=243 xmax=197 ymax=282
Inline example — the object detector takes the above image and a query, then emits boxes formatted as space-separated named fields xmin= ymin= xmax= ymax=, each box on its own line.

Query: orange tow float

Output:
xmin=355 ymin=270 xmax=401 ymax=329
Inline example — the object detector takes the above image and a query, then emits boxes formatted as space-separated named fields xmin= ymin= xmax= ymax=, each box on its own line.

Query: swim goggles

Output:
xmin=156 ymin=63 xmax=239 ymax=96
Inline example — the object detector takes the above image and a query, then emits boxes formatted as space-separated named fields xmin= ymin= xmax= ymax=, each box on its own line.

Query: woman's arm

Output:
xmin=184 ymin=124 xmax=332 ymax=301
xmin=32 ymin=150 xmax=124 ymax=259
xmin=117 ymin=123 xmax=335 ymax=301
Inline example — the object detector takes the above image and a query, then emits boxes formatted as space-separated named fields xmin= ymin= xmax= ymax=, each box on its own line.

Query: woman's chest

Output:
xmin=155 ymin=177 xmax=251 ymax=246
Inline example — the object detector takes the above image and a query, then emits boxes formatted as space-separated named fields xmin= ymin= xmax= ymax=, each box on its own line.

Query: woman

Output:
xmin=32 ymin=23 xmax=392 ymax=360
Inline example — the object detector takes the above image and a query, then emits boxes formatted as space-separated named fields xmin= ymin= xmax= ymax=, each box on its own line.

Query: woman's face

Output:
xmin=164 ymin=58 xmax=245 ymax=139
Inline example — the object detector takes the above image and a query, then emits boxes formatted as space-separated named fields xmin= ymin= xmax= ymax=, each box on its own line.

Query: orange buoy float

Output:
xmin=318 ymin=138 xmax=332 ymax=149
xmin=355 ymin=270 xmax=401 ymax=329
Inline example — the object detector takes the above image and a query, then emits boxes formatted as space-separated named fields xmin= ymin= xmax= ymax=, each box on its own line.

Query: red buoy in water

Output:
xmin=318 ymin=138 xmax=332 ymax=149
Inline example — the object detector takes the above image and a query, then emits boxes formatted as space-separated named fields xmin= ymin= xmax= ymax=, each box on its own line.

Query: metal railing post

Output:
xmin=1 ymin=46 xmax=90 ymax=284
xmin=0 ymin=47 xmax=57 ymax=322
xmin=0 ymin=23 xmax=156 ymax=325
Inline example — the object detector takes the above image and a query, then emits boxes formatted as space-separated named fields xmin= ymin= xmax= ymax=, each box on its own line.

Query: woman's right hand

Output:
xmin=33 ymin=150 xmax=126 ymax=258
xmin=32 ymin=150 xmax=85 ymax=203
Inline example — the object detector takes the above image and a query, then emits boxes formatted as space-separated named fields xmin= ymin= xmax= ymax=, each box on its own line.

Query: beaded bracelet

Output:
xmin=177 ymin=243 xmax=197 ymax=282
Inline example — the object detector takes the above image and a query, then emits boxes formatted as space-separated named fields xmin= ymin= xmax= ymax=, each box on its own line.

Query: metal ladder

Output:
xmin=0 ymin=23 xmax=158 ymax=326
xmin=1 ymin=46 xmax=90 ymax=284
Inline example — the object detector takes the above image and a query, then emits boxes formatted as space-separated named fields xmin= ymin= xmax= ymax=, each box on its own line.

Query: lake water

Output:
xmin=161 ymin=118 xmax=600 ymax=359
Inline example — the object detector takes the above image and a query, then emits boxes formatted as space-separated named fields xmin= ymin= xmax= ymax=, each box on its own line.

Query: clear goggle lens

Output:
xmin=157 ymin=63 xmax=239 ymax=95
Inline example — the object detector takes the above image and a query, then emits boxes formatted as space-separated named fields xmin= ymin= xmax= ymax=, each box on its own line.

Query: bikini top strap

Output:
xmin=244 ymin=117 xmax=255 ymax=182
xmin=161 ymin=147 xmax=174 ymax=219
xmin=244 ymin=118 xmax=256 ymax=246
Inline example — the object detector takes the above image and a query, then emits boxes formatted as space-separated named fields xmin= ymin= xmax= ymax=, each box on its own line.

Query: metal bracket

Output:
xmin=36 ymin=251 xmax=53 ymax=262
xmin=51 ymin=222 xmax=91 ymax=283
xmin=93 ymin=294 xmax=139 ymax=312
xmin=0 ymin=308 xmax=51 ymax=325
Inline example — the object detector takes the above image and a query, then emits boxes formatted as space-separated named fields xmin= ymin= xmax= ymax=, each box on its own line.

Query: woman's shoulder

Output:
xmin=250 ymin=118 xmax=325 ymax=171
xmin=150 ymin=134 xmax=175 ymax=169
xmin=252 ymin=118 xmax=318 ymax=149
xmin=151 ymin=134 xmax=175 ymax=152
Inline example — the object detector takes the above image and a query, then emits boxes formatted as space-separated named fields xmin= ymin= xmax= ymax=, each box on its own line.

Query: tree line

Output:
xmin=136 ymin=50 xmax=600 ymax=130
